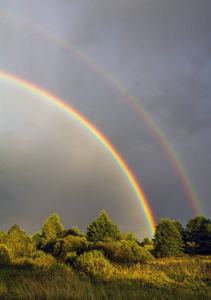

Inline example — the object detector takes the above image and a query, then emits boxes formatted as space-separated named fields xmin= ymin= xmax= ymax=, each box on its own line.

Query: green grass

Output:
xmin=0 ymin=255 xmax=210 ymax=299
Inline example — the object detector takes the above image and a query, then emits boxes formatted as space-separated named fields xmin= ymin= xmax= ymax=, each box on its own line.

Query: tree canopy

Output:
xmin=154 ymin=218 xmax=184 ymax=257
xmin=86 ymin=210 xmax=121 ymax=243
xmin=42 ymin=213 xmax=64 ymax=242
xmin=185 ymin=215 xmax=211 ymax=254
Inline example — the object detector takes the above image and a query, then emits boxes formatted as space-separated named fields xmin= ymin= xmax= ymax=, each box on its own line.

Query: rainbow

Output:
xmin=0 ymin=8 xmax=203 ymax=216
xmin=0 ymin=70 xmax=156 ymax=236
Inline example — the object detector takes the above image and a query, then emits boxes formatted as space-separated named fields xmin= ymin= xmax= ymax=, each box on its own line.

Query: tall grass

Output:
xmin=0 ymin=255 xmax=210 ymax=299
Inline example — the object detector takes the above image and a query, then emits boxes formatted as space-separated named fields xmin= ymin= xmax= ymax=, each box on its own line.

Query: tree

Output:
xmin=154 ymin=218 xmax=184 ymax=257
xmin=6 ymin=224 xmax=34 ymax=257
xmin=185 ymin=215 xmax=211 ymax=254
xmin=140 ymin=237 xmax=152 ymax=246
xmin=86 ymin=210 xmax=121 ymax=243
xmin=120 ymin=230 xmax=139 ymax=243
xmin=42 ymin=213 xmax=64 ymax=242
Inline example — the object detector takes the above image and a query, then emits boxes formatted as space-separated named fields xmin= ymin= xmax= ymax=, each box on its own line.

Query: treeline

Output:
xmin=153 ymin=216 xmax=211 ymax=257
xmin=0 ymin=211 xmax=210 ymax=270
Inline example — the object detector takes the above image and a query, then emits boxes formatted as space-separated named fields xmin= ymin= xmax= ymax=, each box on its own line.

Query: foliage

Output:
xmin=31 ymin=231 xmax=43 ymax=248
xmin=65 ymin=251 xmax=77 ymax=265
xmin=185 ymin=215 xmax=211 ymax=254
xmin=42 ymin=213 xmax=64 ymax=242
xmin=58 ymin=226 xmax=86 ymax=238
xmin=120 ymin=230 xmax=139 ymax=243
xmin=0 ymin=225 xmax=35 ymax=258
xmin=154 ymin=218 xmax=185 ymax=257
xmin=73 ymin=250 xmax=113 ymax=276
xmin=86 ymin=210 xmax=121 ymax=243
xmin=0 ymin=255 xmax=210 ymax=299
xmin=95 ymin=239 xmax=154 ymax=264
xmin=0 ymin=244 xmax=11 ymax=266
xmin=44 ymin=235 xmax=89 ymax=261
xmin=140 ymin=237 xmax=152 ymax=246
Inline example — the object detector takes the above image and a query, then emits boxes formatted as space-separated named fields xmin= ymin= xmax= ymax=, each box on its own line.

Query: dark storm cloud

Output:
xmin=0 ymin=0 xmax=210 ymax=239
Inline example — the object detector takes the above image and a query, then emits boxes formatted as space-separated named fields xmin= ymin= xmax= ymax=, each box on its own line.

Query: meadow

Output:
xmin=0 ymin=254 xmax=210 ymax=299
xmin=0 ymin=212 xmax=210 ymax=299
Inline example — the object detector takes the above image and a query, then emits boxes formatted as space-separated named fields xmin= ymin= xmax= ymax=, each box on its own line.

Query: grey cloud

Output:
xmin=0 ymin=0 xmax=210 ymax=239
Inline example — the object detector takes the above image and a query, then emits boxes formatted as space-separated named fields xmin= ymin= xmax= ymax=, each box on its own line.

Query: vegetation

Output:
xmin=0 ymin=211 xmax=210 ymax=299
xmin=153 ymin=218 xmax=185 ymax=257
xmin=86 ymin=210 xmax=121 ymax=242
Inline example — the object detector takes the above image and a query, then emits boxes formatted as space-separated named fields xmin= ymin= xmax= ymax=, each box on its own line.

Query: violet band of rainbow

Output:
xmin=0 ymin=8 xmax=203 ymax=216
xmin=0 ymin=70 xmax=156 ymax=236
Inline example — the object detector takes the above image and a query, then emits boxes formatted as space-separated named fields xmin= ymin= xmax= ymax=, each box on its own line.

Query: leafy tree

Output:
xmin=5 ymin=225 xmax=34 ymax=257
xmin=154 ymin=218 xmax=184 ymax=257
xmin=42 ymin=213 xmax=63 ymax=242
xmin=86 ymin=210 xmax=121 ymax=243
xmin=185 ymin=215 xmax=211 ymax=254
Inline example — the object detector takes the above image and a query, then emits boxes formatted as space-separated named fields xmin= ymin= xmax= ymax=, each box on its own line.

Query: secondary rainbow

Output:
xmin=0 ymin=70 xmax=156 ymax=236
xmin=0 ymin=8 xmax=203 ymax=215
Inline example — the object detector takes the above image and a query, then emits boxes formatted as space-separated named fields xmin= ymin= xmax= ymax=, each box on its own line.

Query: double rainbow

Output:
xmin=0 ymin=70 xmax=156 ymax=236
xmin=0 ymin=8 xmax=203 ymax=216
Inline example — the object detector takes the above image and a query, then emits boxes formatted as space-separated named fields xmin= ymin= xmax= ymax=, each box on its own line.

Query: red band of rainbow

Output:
xmin=0 ymin=70 xmax=156 ymax=236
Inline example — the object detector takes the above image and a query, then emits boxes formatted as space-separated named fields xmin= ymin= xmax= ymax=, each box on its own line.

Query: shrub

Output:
xmin=44 ymin=236 xmax=89 ymax=261
xmin=95 ymin=240 xmax=154 ymax=264
xmin=73 ymin=250 xmax=113 ymax=276
xmin=31 ymin=250 xmax=46 ymax=259
xmin=65 ymin=251 xmax=77 ymax=265
xmin=0 ymin=244 xmax=11 ymax=267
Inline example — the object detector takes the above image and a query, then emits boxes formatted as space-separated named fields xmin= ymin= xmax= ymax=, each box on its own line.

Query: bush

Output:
xmin=95 ymin=240 xmax=154 ymax=264
xmin=65 ymin=251 xmax=77 ymax=265
xmin=0 ymin=244 xmax=11 ymax=267
xmin=73 ymin=250 xmax=113 ymax=276
xmin=44 ymin=236 xmax=89 ymax=261
xmin=31 ymin=250 xmax=46 ymax=259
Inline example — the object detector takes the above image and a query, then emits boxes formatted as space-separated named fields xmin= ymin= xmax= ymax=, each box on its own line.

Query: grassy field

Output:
xmin=0 ymin=255 xmax=210 ymax=299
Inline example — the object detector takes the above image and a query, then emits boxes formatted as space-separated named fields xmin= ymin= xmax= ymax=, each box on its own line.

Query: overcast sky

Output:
xmin=0 ymin=0 xmax=210 ymax=240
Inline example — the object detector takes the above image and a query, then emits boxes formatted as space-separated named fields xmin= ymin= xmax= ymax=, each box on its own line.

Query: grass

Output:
xmin=0 ymin=255 xmax=210 ymax=299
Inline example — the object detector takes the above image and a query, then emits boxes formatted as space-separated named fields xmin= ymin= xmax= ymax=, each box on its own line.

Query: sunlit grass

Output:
xmin=0 ymin=255 xmax=210 ymax=299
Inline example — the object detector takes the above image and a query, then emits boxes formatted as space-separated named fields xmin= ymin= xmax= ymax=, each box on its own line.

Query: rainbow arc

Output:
xmin=0 ymin=70 xmax=156 ymax=236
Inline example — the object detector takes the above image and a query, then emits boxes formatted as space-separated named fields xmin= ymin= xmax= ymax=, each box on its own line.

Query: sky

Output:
xmin=0 ymin=0 xmax=210 ymax=240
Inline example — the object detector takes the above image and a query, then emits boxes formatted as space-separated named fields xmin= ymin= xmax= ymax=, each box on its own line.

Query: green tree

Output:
xmin=86 ymin=210 xmax=121 ymax=243
xmin=154 ymin=218 xmax=184 ymax=257
xmin=185 ymin=215 xmax=211 ymax=254
xmin=31 ymin=231 xmax=43 ymax=248
xmin=42 ymin=213 xmax=64 ymax=242
xmin=6 ymin=225 xmax=34 ymax=257
xmin=140 ymin=237 xmax=151 ymax=246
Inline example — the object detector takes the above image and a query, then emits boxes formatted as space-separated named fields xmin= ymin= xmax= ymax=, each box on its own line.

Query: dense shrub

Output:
xmin=44 ymin=236 xmax=89 ymax=261
xmin=95 ymin=240 xmax=154 ymax=264
xmin=0 ymin=244 xmax=11 ymax=267
xmin=65 ymin=251 xmax=77 ymax=265
xmin=73 ymin=250 xmax=113 ymax=276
